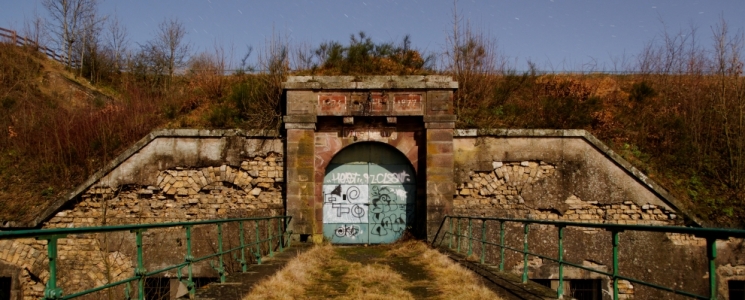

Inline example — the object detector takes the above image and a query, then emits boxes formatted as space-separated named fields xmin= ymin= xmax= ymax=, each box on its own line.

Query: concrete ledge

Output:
xmin=30 ymin=129 xmax=281 ymax=228
xmin=423 ymin=115 xmax=458 ymax=122
xmin=454 ymin=128 xmax=705 ymax=227
xmin=282 ymin=75 xmax=458 ymax=90
xmin=283 ymin=115 xmax=317 ymax=123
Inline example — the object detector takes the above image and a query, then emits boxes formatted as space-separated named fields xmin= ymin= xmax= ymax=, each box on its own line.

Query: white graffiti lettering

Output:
xmin=331 ymin=172 xmax=363 ymax=184
xmin=328 ymin=170 xmax=411 ymax=184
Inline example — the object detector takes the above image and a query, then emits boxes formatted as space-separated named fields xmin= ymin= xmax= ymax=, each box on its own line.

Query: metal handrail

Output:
xmin=433 ymin=215 xmax=745 ymax=300
xmin=0 ymin=216 xmax=293 ymax=300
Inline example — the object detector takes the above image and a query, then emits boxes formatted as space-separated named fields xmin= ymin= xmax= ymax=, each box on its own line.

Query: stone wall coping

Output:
xmin=283 ymin=75 xmax=458 ymax=90
xmin=454 ymin=128 xmax=705 ymax=227
xmin=24 ymin=129 xmax=280 ymax=228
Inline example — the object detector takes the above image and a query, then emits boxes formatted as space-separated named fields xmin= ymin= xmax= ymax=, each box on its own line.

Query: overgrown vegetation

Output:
xmin=442 ymin=15 xmax=745 ymax=226
xmin=1 ymin=4 xmax=744 ymax=227
xmin=294 ymin=32 xmax=435 ymax=75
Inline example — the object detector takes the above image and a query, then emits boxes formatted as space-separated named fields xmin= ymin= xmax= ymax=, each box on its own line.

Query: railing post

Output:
xmin=133 ymin=229 xmax=146 ymax=300
xmin=499 ymin=221 xmax=505 ymax=272
xmin=277 ymin=218 xmax=284 ymax=252
xmin=217 ymin=223 xmax=226 ymax=283
xmin=184 ymin=226 xmax=195 ymax=298
xmin=467 ymin=218 xmax=473 ymax=257
xmin=456 ymin=218 xmax=462 ymax=254
xmin=238 ymin=222 xmax=247 ymax=272
xmin=268 ymin=219 xmax=274 ymax=257
xmin=285 ymin=217 xmax=292 ymax=248
xmin=707 ymin=238 xmax=717 ymax=300
xmin=557 ymin=226 xmax=565 ymax=299
xmin=523 ymin=223 xmax=530 ymax=284
xmin=448 ymin=217 xmax=453 ymax=249
xmin=255 ymin=220 xmax=261 ymax=264
xmin=612 ymin=231 xmax=619 ymax=300
xmin=41 ymin=236 xmax=64 ymax=300
xmin=480 ymin=219 xmax=487 ymax=264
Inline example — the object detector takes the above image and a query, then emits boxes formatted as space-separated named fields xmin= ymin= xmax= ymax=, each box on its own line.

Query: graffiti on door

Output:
xmin=322 ymin=143 xmax=416 ymax=244
xmin=369 ymin=186 xmax=407 ymax=236
xmin=323 ymin=180 xmax=414 ymax=243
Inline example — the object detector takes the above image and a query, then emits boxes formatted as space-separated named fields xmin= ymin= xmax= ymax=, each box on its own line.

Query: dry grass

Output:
xmin=243 ymin=244 xmax=333 ymax=300
xmin=389 ymin=241 xmax=499 ymax=300
xmin=339 ymin=263 xmax=413 ymax=300
xmin=244 ymin=240 xmax=500 ymax=300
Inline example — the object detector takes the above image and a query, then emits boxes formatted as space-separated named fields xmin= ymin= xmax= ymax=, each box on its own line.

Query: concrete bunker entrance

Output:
xmin=322 ymin=142 xmax=417 ymax=244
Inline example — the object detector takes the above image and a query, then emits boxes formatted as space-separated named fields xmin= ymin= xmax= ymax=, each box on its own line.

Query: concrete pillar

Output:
xmin=424 ymin=115 xmax=456 ymax=242
xmin=284 ymin=120 xmax=316 ymax=241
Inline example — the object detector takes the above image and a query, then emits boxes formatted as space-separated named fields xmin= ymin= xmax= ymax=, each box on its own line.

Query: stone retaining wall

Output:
xmin=0 ymin=131 xmax=285 ymax=299
xmin=454 ymin=160 xmax=678 ymax=225
xmin=46 ymin=155 xmax=283 ymax=227
xmin=447 ymin=132 xmax=745 ymax=299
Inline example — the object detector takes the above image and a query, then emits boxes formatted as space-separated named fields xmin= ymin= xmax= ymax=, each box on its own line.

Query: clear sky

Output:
xmin=2 ymin=0 xmax=744 ymax=71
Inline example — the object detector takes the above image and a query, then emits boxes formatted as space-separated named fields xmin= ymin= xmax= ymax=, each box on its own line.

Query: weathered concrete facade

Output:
xmin=283 ymin=76 xmax=458 ymax=242
xmin=0 ymin=76 xmax=743 ymax=299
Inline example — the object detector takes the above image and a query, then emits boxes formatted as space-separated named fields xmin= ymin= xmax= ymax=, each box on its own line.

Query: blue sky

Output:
xmin=2 ymin=0 xmax=744 ymax=71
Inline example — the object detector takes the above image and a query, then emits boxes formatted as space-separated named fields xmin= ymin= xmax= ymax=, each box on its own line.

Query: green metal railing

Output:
xmin=434 ymin=215 xmax=745 ymax=300
xmin=0 ymin=216 xmax=292 ymax=300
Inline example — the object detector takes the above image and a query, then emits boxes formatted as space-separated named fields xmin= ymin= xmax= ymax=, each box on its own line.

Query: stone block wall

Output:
xmin=0 ymin=131 xmax=285 ymax=299
xmin=45 ymin=155 xmax=283 ymax=227
xmin=454 ymin=161 xmax=678 ymax=225
xmin=446 ymin=131 xmax=745 ymax=299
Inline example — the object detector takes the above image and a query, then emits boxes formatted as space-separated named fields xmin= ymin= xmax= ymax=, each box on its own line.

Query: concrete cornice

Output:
xmin=26 ymin=129 xmax=280 ymax=228
xmin=282 ymin=75 xmax=458 ymax=89
xmin=454 ymin=128 xmax=705 ymax=227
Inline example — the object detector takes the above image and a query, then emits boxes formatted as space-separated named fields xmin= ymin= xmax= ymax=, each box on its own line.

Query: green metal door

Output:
xmin=322 ymin=143 xmax=416 ymax=244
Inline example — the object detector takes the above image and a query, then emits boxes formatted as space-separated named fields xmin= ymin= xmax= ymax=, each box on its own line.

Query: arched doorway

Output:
xmin=322 ymin=142 xmax=416 ymax=244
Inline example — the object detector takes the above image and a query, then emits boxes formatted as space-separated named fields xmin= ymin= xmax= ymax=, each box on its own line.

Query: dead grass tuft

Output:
xmin=340 ymin=263 xmax=413 ymax=300
xmin=392 ymin=242 xmax=500 ymax=300
xmin=385 ymin=239 xmax=428 ymax=258
xmin=243 ymin=244 xmax=333 ymax=300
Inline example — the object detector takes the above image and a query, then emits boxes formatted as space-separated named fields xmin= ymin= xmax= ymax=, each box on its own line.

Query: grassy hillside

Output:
xmin=1 ymin=40 xmax=743 ymax=228
xmin=454 ymin=72 xmax=745 ymax=226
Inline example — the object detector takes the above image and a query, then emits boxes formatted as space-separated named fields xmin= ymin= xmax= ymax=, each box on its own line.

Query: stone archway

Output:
xmin=321 ymin=142 xmax=416 ymax=244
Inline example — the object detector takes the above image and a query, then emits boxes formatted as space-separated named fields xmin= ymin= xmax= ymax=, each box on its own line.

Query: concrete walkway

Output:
xmin=192 ymin=243 xmax=314 ymax=300
xmin=438 ymin=249 xmax=557 ymax=300
xmin=191 ymin=242 xmax=556 ymax=300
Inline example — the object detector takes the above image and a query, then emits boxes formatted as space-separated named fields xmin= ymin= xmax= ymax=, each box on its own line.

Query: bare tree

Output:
xmin=711 ymin=16 xmax=745 ymax=191
xmin=22 ymin=8 xmax=48 ymax=48
xmin=151 ymin=18 xmax=190 ymax=80
xmin=77 ymin=9 xmax=105 ymax=78
xmin=42 ymin=0 xmax=99 ymax=68
xmin=443 ymin=1 xmax=508 ymax=125
xmin=105 ymin=14 xmax=128 ymax=71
